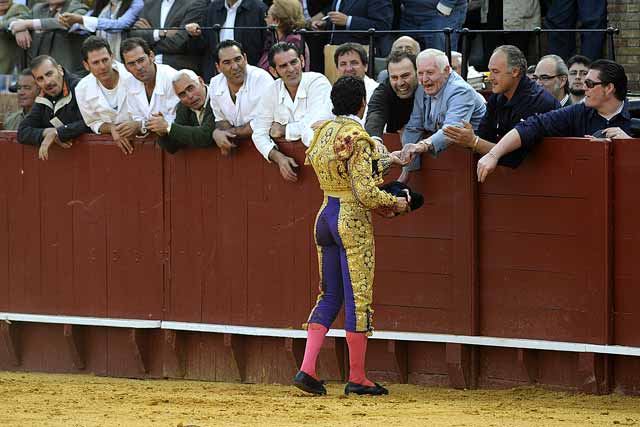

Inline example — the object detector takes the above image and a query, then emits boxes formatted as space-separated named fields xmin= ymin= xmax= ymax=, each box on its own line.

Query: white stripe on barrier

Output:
xmin=1 ymin=312 xmax=639 ymax=357
xmin=0 ymin=312 xmax=161 ymax=329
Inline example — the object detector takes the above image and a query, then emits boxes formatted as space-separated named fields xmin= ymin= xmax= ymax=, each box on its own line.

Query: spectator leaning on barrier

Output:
xmin=150 ymin=69 xmax=215 ymax=154
xmin=334 ymin=42 xmax=378 ymax=119
xmin=10 ymin=0 xmax=89 ymax=75
xmin=397 ymin=48 xmax=486 ymax=183
xmin=443 ymin=45 xmax=560 ymax=169
xmin=17 ymin=55 xmax=90 ymax=160
xmin=365 ymin=50 xmax=418 ymax=145
xmin=567 ymin=54 xmax=591 ymax=106
xmin=58 ymin=0 xmax=144 ymax=62
xmin=186 ymin=0 xmax=266 ymax=81
xmin=210 ymin=40 xmax=273 ymax=156
xmin=129 ymin=0 xmax=207 ymax=73
xmin=533 ymin=54 xmax=571 ymax=107
xmin=121 ymin=37 xmax=179 ymax=142
xmin=4 ymin=68 xmax=38 ymax=131
xmin=251 ymin=42 xmax=333 ymax=182
xmin=0 ymin=0 xmax=29 ymax=75
xmin=376 ymin=35 xmax=420 ymax=83
xmin=76 ymin=36 xmax=135 ymax=155
xmin=477 ymin=60 xmax=633 ymax=183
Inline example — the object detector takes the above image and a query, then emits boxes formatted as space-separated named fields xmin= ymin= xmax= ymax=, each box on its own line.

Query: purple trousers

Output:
xmin=306 ymin=195 xmax=375 ymax=333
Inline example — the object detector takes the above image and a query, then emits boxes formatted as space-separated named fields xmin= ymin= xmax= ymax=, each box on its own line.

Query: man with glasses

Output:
xmin=477 ymin=59 xmax=632 ymax=183
xmin=533 ymin=54 xmax=571 ymax=107
xmin=567 ymin=55 xmax=590 ymax=105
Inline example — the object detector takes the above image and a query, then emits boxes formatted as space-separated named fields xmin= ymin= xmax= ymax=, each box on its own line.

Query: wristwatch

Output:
xmin=160 ymin=29 xmax=168 ymax=39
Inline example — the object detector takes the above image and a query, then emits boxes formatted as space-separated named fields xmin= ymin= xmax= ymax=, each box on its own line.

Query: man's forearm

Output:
xmin=474 ymin=138 xmax=495 ymax=155
xmin=491 ymin=129 xmax=522 ymax=158
xmin=233 ymin=123 xmax=253 ymax=138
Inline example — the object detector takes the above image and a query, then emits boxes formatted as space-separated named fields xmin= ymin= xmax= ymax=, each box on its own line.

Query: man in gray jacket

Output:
xmin=9 ymin=0 xmax=88 ymax=75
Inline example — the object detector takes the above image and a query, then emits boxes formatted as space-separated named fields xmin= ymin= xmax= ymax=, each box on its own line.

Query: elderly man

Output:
xmin=209 ymin=40 xmax=273 ymax=156
xmin=252 ymin=42 xmax=333 ymax=182
xmin=534 ymin=54 xmax=571 ymax=107
xmin=76 ymin=36 xmax=135 ymax=155
xmin=477 ymin=60 xmax=632 ymax=183
xmin=9 ymin=0 xmax=89 ymax=75
xmin=17 ymin=55 xmax=90 ymax=160
xmin=567 ymin=55 xmax=591 ymax=105
xmin=365 ymin=50 xmax=418 ymax=144
xmin=0 ymin=0 xmax=29 ymax=75
xmin=443 ymin=45 xmax=559 ymax=168
xmin=121 ymin=37 xmax=179 ymax=140
xmin=334 ymin=43 xmax=378 ymax=118
xmin=4 ymin=68 xmax=38 ymax=130
xmin=146 ymin=69 xmax=215 ymax=154
xmin=398 ymin=48 xmax=486 ymax=181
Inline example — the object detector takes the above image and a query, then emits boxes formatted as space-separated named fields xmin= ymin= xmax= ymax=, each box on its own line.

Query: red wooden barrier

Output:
xmin=0 ymin=131 xmax=639 ymax=394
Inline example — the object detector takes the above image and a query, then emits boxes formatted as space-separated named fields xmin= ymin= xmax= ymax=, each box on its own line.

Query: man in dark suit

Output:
xmin=185 ymin=0 xmax=267 ymax=81
xmin=129 ymin=0 xmax=208 ymax=73
xmin=311 ymin=0 xmax=392 ymax=57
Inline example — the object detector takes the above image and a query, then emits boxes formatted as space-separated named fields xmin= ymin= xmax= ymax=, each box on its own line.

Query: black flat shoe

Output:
xmin=344 ymin=381 xmax=389 ymax=396
xmin=294 ymin=371 xmax=327 ymax=395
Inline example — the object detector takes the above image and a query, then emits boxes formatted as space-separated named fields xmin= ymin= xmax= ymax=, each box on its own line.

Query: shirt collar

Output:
xmin=190 ymin=86 xmax=210 ymax=115
xmin=597 ymin=100 xmax=626 ymax=121
xmin=340 ymin=114 xmax=364 ymax=127
xmin=560 ymin=94 xmax=570 ymax=106
xmin=225 ymin=0 xmax=242 ymax=12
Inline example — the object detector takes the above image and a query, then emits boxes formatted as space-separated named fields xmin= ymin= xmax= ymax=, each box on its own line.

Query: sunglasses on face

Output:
xmin=584 ymin=79 xmax=609 ymax=89
xmin=531 ymin=74 xmax=560 ymax=82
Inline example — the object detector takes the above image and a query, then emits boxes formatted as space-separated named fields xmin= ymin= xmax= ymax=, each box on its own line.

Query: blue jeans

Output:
xmin=400 ymin=2 xmax=468 ymax=52
xmin=544 ymin=0 xmax=607 ymax=60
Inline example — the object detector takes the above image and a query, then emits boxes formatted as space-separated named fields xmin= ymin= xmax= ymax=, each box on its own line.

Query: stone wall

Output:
xmin=609 ymin=0 xmax=640 ymax=91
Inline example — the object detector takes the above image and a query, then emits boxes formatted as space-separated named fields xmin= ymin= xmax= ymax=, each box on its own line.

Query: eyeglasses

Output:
xmin=531 ymin=74 xmax=560 ymax=82
xmin=584 ymin=79 xmax=609 ymax=89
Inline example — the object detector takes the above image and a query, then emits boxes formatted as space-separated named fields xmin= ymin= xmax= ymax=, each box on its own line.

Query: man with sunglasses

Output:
xmin=476 ymin=59 xmax=632 ymax=183
xmin=567 ymin=55 xmax=591 ymax=105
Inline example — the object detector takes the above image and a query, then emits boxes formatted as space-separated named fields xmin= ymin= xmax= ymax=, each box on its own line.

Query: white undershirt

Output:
xmin=154 ymin=0 xmax=175 ymax=64
xmin=99 ymin=81 xmax=120 ymax=111
xmin=220 ymin=0 xmax=242 ymax=42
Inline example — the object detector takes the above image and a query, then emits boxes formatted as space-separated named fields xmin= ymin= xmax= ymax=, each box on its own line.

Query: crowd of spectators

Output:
xmin=0 ymin=0 xmax=635 ymax=184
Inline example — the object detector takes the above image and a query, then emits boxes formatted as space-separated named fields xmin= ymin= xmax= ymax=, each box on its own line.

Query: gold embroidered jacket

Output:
xmin=305 ymin=116 xmax=397 ymax=210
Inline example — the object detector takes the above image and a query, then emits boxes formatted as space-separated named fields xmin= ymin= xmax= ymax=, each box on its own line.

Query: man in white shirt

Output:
xmin=120 ymin=37 xmax=180 ymax=136
xmin=334 ymin=42 xmax=378 ymax=116
xmin=252 ymin=42 xmax=333 ymax=182
xmin=76 ymin=36 xmax=136 ymax=154
xmin=209 ymin=40 xmax=273 ymax=156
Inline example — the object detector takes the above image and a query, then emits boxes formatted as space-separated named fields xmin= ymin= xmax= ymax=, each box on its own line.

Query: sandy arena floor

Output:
xmin=1 ymin=372 xmax=639 ymax=427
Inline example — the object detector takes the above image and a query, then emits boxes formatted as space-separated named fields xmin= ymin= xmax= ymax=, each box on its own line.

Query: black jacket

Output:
xmin=191 ymin=0 xmax=267 ymax=81
xmin=365 ymin=78 xmax=415 ymax=139
xmin=17 ymin=72 xmax=90 ymax=146
xmin=478 ymin=76 xmax=560 ymax=168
